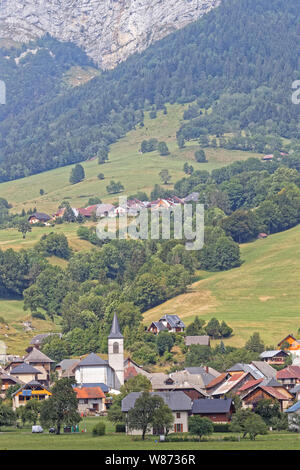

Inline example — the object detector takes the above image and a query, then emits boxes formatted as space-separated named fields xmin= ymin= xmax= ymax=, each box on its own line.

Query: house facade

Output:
xmin=12 ymin=381 xmax=52 ymax=410
xmin=121 ymin=391 xmax=192 ymax=435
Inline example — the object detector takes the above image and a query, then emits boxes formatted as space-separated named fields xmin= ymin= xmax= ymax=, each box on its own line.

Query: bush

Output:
xmin=32 ymin=312 xmax=46 ymax=320
xmin=213 ymin=423 xmax=230 ymax=433
xmin=92 ymin=422 xmax=106 ymax=436
xmin=115 ymin=423 xmax=126 ymax=433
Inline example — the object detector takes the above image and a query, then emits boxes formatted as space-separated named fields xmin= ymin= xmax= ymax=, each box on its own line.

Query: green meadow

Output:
xmin=144 ymin=224 xmax=300 ymax=348
xmin=0 ymin=104 xmax=261 ymax=215
xmin=0 ymin=417 xmax=299 ymax=450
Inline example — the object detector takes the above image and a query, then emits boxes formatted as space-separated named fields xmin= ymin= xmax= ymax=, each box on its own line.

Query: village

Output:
xmin=1 ymin=313 xmax=300 ymax=438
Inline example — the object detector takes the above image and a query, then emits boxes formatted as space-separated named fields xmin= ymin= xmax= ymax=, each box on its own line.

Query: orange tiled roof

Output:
xmin=74 ymin=386 xmax=105 ymax=399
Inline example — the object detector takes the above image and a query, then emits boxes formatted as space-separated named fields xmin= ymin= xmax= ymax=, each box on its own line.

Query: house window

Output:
xmin=176 ymin=412 xmax=181 ymax=419
xmin=113 ymin=342 xmax=119 ymax=354
xmin=174 ymin=423 xmax=183 ymax=433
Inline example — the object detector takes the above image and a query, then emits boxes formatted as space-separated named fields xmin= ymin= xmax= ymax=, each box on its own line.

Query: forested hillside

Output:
xmin=1 ymin=0 xmax=300 ymax=182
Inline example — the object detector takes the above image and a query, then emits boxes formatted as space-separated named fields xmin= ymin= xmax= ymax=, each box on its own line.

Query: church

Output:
xmin=74 ymin=313 xmax=124 ymax=392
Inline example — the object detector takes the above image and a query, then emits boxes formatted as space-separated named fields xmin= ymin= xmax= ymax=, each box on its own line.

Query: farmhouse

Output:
xmin=276 ymin=365 xmax=300 ymax=390
xmin=148 ymin=315 xmax=185 ymax=334
xmin=12 ymin=381 xmax=52 ymax=410
xmin=24 ymin=348 xmax=54 ymax=386
xmin=9 ymin=363 xmax=41 ymax=384
xmin=239 ymin=378 xmax=294 ymax=411
xmin=260 ymin=350 xmax=289 ymax=365
xmin=28 ymin=212 xmax=51 ymax=224
xmin=74 ymin=385 xmax=106 ymax=415
xmin=278 ymin=335 xmax=300 ymax=355
xmin=192 ymin=398 xmax=235 ymax=423
xmin=122 ymin=391 xmax=192 ymax=434
xmin=185 ymin=336 xmax=210 ymax=347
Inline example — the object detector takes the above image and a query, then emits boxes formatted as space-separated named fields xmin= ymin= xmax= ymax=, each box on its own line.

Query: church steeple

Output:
xmin=108 ymin=313 xmax=123 ymax=339
xmin=108 ymin=313 xmax=124 ymax=389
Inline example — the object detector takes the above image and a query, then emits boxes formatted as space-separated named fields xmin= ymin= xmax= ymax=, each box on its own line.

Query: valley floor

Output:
xmin=0 ymin=417 xmax=299 ymax=450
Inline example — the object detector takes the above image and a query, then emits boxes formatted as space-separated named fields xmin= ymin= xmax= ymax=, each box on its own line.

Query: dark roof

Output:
xmin=24 ymin=348 xmax=54 ymax=363
xmin=160 ymin=315 xmax=185 ymax=329
xmin=76 ymin=353 xmax=108 ymax=367
xmin=150 ymin=321 xmax=168 ymax=331
xmin=122 ymin=391 xmax=192 ymax=413
xmin=28 ymin=212 xmax=51 ymax=221
xmin=108 ymin=313 xmax=123 ymax=339
xmin=10 ymin=363 xmax=40 ymax=375
xmin=80 ymin=383 xmax=109 ymax=393
xmin=192 ymin=398 xmax=233 ymax=414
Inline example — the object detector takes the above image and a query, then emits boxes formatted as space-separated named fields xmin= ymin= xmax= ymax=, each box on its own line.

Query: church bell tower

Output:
xmin=108 ymin=313 xmax=124 ymax=389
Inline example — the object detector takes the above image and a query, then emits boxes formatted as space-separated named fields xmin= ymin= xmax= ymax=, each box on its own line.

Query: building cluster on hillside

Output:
xmin=2 ymin=315 xmax=300 ymax=435
xmin=28 ymin=194 xmax=200 ymax=225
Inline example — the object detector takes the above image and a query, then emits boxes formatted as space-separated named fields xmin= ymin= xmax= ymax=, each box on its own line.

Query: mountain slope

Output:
xmin=1 ymin=0 xmax=299 ymax=184
xmin=143 ymin=224 xmax=300 ymax=348
xmin=0 ymin=0 xmax=220 ymax=68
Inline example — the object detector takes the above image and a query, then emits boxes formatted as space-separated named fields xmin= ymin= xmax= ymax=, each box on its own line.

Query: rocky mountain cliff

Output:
xmin=0 ymin=0 xmax=220 ymax=68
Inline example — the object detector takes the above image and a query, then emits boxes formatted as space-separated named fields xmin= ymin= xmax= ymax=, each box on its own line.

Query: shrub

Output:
xmin=213 ymin=423 xmax=230 ymax=433
xmin=92 ymin=422 xmax=106 ymax=436
xmin=32 ymin=312 xmax=46 ymax=320
xmin=115 ymin=423 xmax=126 ymax=433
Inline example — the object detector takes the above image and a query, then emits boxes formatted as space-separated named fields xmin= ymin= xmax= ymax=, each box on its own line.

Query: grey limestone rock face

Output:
xmin=0 ymin=0 xmax=220 ymax=68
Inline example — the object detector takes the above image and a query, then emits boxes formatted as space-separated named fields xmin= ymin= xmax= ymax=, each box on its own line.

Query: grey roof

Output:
xmin=55 ymin=359 xmax=79 ymax=370
xmin=151 ymin=321 xmax=168 ymax=332
xmin=160 ymin=315 xmax=185 ymax=329
xmin=108 ymin=313 xmax=123 ymax=339
xmin=183 ymin=192 xmax=199 ymax=203
xmin=251 ymin=361 xmax=277 ymax=379
xmin=0 ymin=369 xmax=21 ymax=383
xmin=226 ymin=363 xmax=264 ymax=380
xmin=24 ymin=348 xmax=54 ymax=363
xmin=30 ymin=333 xmax=62 ymax=345
xmin=192 ymin=398 xmax=233 ymax=414
xmin=122 ymin=391 xmax=192 ymax=413
xmin=96 ymin=204 xmax=115 ymax=217
xmin=76 ymin=353 xmax=108 ymax=367
xmin=80 ymin=383 xmax=109 ymax=393
xmin=185 ymin=336 xmax=210 ymax=346
xmin=260 ymin=350 xmax=288 ymax=359
xmin=28 ymin=212 xmax=51 ymax=221
xmin=184 ymin=368 xmax=215 ymax=386
xmin=263 ymin=378 xmax=282 ymax=387
xmin=10 ymin=363 xmax=40 ymax=375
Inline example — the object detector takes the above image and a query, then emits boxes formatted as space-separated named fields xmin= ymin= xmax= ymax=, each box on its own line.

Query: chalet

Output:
xmin=24 ymin=348 xmax=54 ymax=386
xmin=148 ymin=321 xmax=168 ymax=334
xmin=158 ymin=315 xmax=185 ymax=333
xmin=185 ymin=336 xmax=210 ymax=347
xmin=12 ymin=381 xmax=52 ymax=410
xmin=0 ymin=368 xmax=22 ymax=399
xmin=276 ymin=365 xmax=300 ymax=390
xmin=122 ymin=391 xmax=192 ymax=434
xmin=192 ymin=398 xmax=235 ymax=423
xmin=278 ymin=335 xmax=300 ymax=355
xmin=211 ymin=372 xmax=255 ymax=398
xmin=260 ymin=350 xmax=289 ymax=365
xmin=74 ymin=385 xmax=106 ymax=415
xmin=239 ymin=378 xmax=294 ymax=412
xmin=10 ymin=363 xmax=41 ymax=384
xmin=28 ymin=212 xmax=51 ymax=225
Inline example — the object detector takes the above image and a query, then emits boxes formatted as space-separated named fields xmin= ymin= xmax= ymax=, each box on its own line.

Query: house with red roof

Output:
xmin=238 ymin=378 xmax=294 ymax=411
xmin=74 ymin=385 xmax=106 ymax=415
xmin=276 ymin=365 xmax=300 ymax=390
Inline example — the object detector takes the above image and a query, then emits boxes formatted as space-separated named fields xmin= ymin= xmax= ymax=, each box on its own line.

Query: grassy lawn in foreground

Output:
xmin=0 ymin=417 xmax=299 ymax=450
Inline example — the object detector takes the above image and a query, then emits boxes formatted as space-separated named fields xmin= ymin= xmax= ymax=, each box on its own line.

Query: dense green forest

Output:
xmin=1 ymin=0 xmax=300 ymax=182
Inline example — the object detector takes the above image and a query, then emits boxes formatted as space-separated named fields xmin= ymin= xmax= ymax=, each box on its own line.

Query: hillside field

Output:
xmin=0 ymin=103 xmax=261 ymax=215
xmin=143 ymin=224 xmax=300 ymax=348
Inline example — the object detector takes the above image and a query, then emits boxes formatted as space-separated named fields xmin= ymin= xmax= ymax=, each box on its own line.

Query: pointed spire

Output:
xmin=108 ymin=313 xmax=123 ymax=339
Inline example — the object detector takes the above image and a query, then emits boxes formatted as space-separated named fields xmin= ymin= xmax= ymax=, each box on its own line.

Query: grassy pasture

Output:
xmin=0 ymin=417 xmax=299 ymax=450
xmin=143 ymin=224 xmax=300 ymax=348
